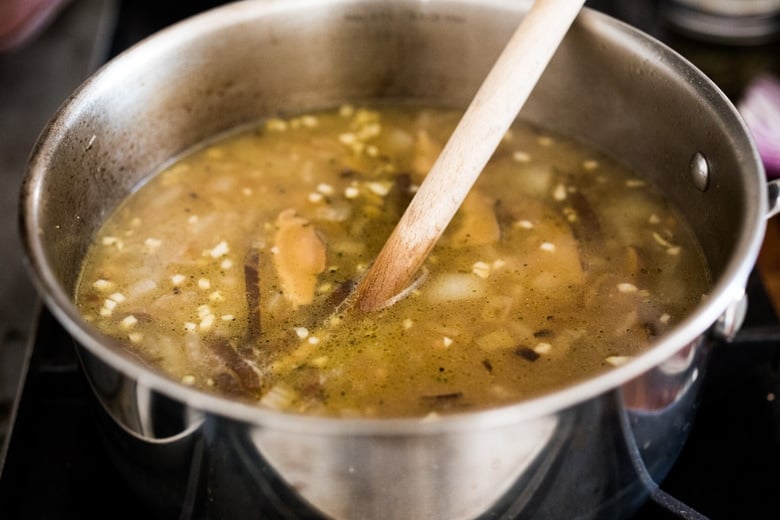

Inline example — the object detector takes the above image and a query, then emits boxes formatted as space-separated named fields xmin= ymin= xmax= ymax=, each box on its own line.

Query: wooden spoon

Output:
xmin=352 ymin=0 xmax=586 ymax=312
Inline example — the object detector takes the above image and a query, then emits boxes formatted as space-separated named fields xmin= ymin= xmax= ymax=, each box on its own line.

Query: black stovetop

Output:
xmin=2 ymin=1 xmax=780 ymax=518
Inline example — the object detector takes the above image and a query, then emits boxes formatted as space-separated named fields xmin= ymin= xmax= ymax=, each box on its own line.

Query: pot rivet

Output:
xmin=690 ymin=152 xmax=709 ymax=192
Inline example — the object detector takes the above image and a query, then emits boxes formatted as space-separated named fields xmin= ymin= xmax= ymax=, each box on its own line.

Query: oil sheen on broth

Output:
xmin=75 ymin=106 xmax=711 ymax=418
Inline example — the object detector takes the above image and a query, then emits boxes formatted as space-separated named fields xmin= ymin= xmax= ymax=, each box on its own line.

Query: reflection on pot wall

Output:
xmin=246 ymin=415 xmax=559 ymax=519
xmin=619 ymin=337 xmax=709 ymax=487
xmin=79 ymin=346 xmax=205 ymax=442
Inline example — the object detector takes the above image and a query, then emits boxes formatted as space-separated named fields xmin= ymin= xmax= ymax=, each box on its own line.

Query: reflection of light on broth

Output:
xmin=75 ymin=105 xmax=711 ymax=418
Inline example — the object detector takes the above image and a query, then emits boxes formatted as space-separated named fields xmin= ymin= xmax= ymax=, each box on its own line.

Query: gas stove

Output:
xmin=1 ymin=1 xmax=779 ymax=518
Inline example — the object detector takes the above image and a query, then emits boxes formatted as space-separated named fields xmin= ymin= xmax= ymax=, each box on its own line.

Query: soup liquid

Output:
xmin=75 ymin=106 xmax=711 ymax=418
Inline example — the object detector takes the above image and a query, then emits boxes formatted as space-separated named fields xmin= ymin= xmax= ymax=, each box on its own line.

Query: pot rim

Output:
xmin=19 ymin=0 xmax=767 ymax=435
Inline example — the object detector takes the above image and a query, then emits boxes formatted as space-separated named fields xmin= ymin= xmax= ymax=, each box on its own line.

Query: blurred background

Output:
xmin=0 ymin=0 xmax=230 ymax=456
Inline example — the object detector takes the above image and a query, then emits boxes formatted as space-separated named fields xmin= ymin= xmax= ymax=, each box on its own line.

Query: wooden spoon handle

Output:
xmin=353 ymin=0 xmax=586 ymax=311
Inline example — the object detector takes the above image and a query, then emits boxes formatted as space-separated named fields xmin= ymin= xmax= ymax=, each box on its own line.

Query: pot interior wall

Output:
xmin=29 ymin=0 xmax=757 ymax=329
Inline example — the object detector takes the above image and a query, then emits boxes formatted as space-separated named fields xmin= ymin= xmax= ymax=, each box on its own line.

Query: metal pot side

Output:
xmin=19 ymin=1 xmax=766 ymax=518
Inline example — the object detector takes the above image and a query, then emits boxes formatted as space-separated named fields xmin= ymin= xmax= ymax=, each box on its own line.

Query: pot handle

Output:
xmin=712 ymin=178 xmax=780 ymax=341
xmin=712 ymin=286 xmax=748 ymax=342
xmin=767 ymin=179 xmax=780 ymax=219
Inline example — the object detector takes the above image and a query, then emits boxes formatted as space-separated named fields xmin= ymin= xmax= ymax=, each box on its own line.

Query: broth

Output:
xmin=75 ymin=105 xmax=711 ymax=418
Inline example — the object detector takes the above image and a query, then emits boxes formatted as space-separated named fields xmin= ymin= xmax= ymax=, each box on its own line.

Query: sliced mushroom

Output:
xmin=412 ymin=129 xmax=441 ymax=177
xmin=508 ymin=198 xmax=585 ymax=289
xmin=273 ymin=209 xmax=327 ymax=308
xmin=448 ymin=190 xmax=501 ymax=248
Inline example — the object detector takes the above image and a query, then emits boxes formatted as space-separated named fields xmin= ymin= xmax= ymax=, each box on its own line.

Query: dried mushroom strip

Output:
xmin=533 ymin=328 xmax=554 ymax=338
xmin=320 ymin=279 xmax=356 ymax=318
xmin=515 ymin=346 xmax=541 ymax=362
xmin=243 ymin=246 xmax=262 ymax=349
xmin=556 ymin=187 xmax=603 ymax=272
xmin=208 ymin=337 xmax=262 ymax=392
xmin=565 ymin=189 xmax=602 ymax=245
xmin=212 ymin=372 xmax=247 ymax=397
xmin=420 ymin=392 xmax=466 ymax=411
xmin=386 ymin=172 xmax=415 ymax=219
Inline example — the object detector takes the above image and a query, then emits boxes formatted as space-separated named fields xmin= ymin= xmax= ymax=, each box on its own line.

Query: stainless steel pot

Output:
xmin=19 ymin=1 xmax=778 ymax=518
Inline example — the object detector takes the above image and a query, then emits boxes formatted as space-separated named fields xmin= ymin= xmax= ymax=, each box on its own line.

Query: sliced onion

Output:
xmin=738 ymin=74 xmax=780 ymax=177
